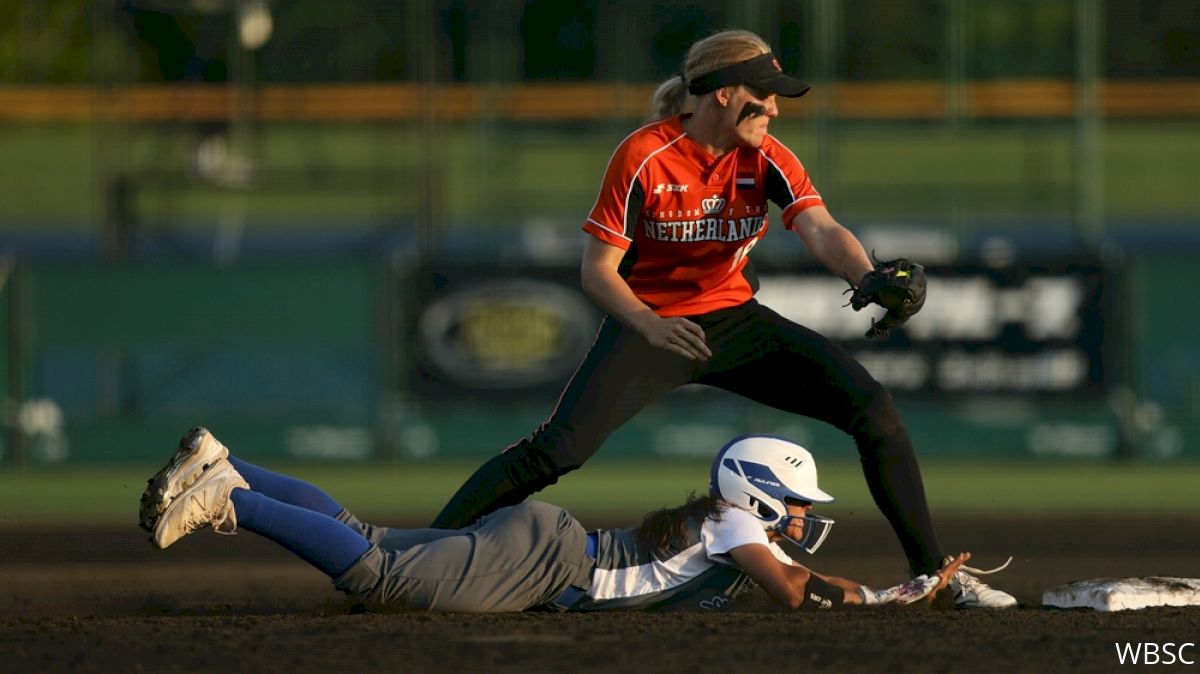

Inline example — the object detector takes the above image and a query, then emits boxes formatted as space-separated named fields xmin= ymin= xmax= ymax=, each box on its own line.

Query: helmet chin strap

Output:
xmin=774 ymin=514 xmax=835 ymax=554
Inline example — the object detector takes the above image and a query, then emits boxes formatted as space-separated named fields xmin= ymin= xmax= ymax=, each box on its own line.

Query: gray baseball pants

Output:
xmin=332 ymin=501 xmax=595 ymax=612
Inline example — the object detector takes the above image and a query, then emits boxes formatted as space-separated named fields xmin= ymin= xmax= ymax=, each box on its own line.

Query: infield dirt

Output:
xmin=3 ymin=514 xmax=1199 ymax=674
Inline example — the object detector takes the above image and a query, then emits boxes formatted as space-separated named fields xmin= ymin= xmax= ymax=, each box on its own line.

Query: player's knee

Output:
xmin=499 ymin=442 xmax=556 ymax=485
xmin=501 ymin=433 xmax=589 ymax=491
xmin=520 ymin=423 xmax=597 ymax=473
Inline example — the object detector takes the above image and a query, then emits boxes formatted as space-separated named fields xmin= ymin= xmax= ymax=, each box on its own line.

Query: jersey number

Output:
xmin=730 ymin=237 xmax=759 ymax=270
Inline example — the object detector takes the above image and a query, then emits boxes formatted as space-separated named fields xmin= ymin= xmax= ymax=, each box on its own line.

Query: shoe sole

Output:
xmin=150 ymin=461 xmax=247 ymax=549
xmin=138 ymin=427 xmax=228 ymax=532
xmin=955 ymin=598 xmax=1018 ymax=609
xmin=953 ymin=587 xmax=1019 ymax=609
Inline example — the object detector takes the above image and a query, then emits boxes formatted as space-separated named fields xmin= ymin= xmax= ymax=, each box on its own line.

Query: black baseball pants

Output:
xmin=431 ymin=299 xmax=945 ymax=574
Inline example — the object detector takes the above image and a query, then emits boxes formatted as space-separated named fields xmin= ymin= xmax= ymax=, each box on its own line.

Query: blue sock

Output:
xmin=229 ymin=456 xmax=343 ymax=517
xmin=231 ymin=489 xmax=371 ymax=578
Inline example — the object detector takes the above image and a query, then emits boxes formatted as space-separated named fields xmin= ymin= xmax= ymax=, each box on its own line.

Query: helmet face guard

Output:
xmin=775 ymin=514 xmax=835 ymax=554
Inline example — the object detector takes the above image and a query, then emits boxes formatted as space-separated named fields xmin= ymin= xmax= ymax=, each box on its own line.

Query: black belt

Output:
xmin=551 ymin=532 xmax=597 ymax=610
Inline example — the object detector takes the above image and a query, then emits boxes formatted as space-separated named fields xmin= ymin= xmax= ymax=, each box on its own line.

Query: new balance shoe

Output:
xmin=139 ymin=427 xmax=230 ymax=532
xmin=949 ymin=556 xmax=1018 ymax=608
xmin=151 ymin=458 xmax=248 ymax=549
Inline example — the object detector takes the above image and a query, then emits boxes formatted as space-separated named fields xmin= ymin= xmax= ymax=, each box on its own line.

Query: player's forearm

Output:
xmin=808 ymin=226 xmax=872 ymax=281
xmin=580 ymin=263 xmax=660 ymax=334
xmin=813 ymin=571 xmax=867 ymax=605
xmin=793 ymin=216 xmax=872 ymax=282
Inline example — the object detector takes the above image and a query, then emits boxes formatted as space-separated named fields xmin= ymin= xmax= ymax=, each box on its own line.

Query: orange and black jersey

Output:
xmin=583 ymin=114 xmax=824 ymax=317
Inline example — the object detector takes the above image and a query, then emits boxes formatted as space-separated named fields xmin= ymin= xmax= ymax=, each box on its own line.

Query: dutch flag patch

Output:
xmin=736 ymin=176 xmax=756 ymax=189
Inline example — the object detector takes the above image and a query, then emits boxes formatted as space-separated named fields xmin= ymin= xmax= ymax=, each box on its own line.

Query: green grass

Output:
xmin=1 ymin=458 xmax=1196 ymax=526
xmin=4 ymin=120 xmax=1200 ymax=231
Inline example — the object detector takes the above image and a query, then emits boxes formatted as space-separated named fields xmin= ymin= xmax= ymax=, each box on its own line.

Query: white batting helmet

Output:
xmin=709 ymin=434 xmax=835 ymax=553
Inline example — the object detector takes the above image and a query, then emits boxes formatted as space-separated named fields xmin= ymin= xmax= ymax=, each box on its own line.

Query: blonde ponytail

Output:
xmin=645 ymin=29 xmax=772 ymax=122
xmin=648 ymin=75 xmax=691 ymax=120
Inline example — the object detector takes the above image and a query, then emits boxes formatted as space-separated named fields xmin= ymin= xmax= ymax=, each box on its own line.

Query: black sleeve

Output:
xmin=616 ymin=177 xmax=644 ymax=279
xmin=625 ymin=177 xmax=645 ymax=232
xmin=764 ymin=163 xmax=796 ymax=211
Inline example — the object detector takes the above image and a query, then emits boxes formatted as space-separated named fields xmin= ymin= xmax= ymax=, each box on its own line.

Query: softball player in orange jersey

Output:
xmin=432 ymin=29 xmax=1014 ymax=608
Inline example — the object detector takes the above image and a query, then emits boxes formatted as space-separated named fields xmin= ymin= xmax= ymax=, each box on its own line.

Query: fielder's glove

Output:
xmin=845 ymin=255 xmax=926 ymax=340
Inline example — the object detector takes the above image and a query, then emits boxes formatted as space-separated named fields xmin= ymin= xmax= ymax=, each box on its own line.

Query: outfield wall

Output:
xmin=1 ymin=251 xmax=1195 ymax=466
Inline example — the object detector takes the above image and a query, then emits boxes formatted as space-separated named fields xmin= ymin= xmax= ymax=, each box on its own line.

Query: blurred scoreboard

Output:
xmin=756 ymin=260 xmax=1110 ymax=396
xmin=409 ymin=258 xmax=1110 ymax=399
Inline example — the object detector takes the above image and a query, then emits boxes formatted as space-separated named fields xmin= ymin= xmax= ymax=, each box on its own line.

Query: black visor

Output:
xmin=687 ymin=52 xmax=811 ymax=98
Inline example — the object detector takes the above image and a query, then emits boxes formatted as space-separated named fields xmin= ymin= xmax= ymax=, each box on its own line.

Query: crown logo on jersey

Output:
xmin=701 ymin=196 xmax=727 ymax=215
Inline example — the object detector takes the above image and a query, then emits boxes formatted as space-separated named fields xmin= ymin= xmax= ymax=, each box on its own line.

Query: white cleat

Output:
xmin=151 ymin=458 xmax=248 ymax=549
xmin=950 ymin=556 xmax=1018 ymax=608
xmin=139 ymin=427 xmax=231 ymax=533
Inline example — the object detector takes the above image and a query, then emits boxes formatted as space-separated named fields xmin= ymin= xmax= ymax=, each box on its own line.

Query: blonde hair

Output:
xmin=648 ymin=29 xmax=771 ymax=121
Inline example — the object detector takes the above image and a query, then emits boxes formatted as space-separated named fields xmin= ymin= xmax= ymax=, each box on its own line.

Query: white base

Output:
xmin=1042 ymin=577 xmax=1200 ymax=612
